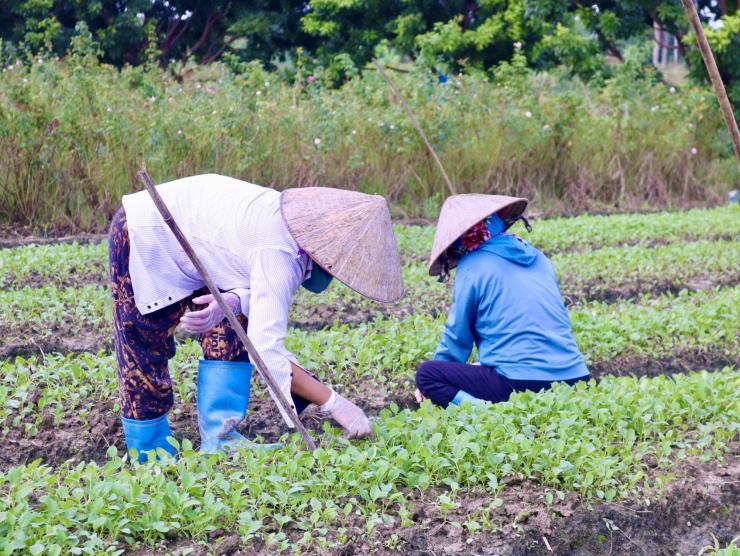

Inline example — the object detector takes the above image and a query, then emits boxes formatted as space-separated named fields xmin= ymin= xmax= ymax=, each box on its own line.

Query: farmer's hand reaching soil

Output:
xmin=321 ymin=392 xmax=374 ymax=439
xmin=179 ymin=293 xmax=241 ymax=333
xmin=290 ymin=363 xmax=374 ymax=440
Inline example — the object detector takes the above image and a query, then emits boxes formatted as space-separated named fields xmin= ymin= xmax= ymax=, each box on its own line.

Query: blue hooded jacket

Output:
xmin=434 ymin=216 xmax=589 ymax=382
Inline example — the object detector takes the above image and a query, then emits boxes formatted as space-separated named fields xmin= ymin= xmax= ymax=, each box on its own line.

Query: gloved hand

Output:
xmin=320 ymin=391 xmax=374 ymax=440
xmin=179 ymin=293 xmax=240 ymax=333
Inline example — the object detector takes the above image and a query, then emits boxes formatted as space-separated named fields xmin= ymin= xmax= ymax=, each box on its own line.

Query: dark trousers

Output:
xmin=109 ymin=207 xmax=314 ymax=420
xmin=416 ymin=360 xmax=588 ymax=407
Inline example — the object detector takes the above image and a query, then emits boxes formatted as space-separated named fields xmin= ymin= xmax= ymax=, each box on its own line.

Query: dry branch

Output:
xmin=371 ymin=58 xmax=457 ymax=196
xmin=681 ymin=0 xmax=740 ymax=171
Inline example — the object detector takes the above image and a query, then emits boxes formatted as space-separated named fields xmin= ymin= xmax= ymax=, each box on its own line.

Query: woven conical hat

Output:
xmin=429 ymin=194 xmax=528 ymax=276
xmin=281 ymin=188 xmax=405 ymax=303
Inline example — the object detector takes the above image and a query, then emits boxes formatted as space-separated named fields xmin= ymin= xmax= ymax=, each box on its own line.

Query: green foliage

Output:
xmin=0 ymin=0 xmax=319 ymax=69
xmin=12 ymin=276 xmax=740 ymax=380
xmin=0 ymin=366 xmax=737 ymax=552
xmin=3 ymin=207 xmax=740 ymax=369
xmin=0 ymin=241 xmax=108 ymax=289
xmin=699 ymin=536 xmax=740 ymax=555
xmin=0 ymin=352 xmax=119 ymax=439
xmin=551 ymin=239 xmax=740 ymax=298
xmin=1 ymin=203 xmax=740 ymax=551
xmin=688 ymin=12 xmax=740 ymax=108
xmin=529 ymin=204 xmax=740 ymax=254
xmin=2 ymin=0 xmax=740 ymax=102
xmin=0 ymin=57 xmax=736 ymax=230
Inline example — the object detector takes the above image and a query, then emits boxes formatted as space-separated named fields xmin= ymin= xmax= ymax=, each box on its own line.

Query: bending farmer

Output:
xmin=415 ymin=194 xmax=589 ymax=407
xmin=109 ymin=174 xmax=405 ymax=461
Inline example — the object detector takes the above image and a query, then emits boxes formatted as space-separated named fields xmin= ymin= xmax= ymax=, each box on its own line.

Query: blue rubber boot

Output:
xmin=197 ymin=359 xmax=283 ymax=452
xmin=121 ymin=413 xmax=176 ymax=463
xmin=197 ymin=359 xmax=252 ymax=452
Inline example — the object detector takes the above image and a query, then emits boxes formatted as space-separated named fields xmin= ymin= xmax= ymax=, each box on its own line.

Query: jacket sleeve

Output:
xmin=246 ymin=248 xmax=304 ymax=427
xmin=433 ymin=267 xmax=477 ymax=363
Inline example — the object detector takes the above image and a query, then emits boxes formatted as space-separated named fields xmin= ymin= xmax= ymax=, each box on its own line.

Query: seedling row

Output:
xmin=1 ymin=366 xmax=738 ymax=554
xmin=1 ymin=205 xmax=738 ymax=554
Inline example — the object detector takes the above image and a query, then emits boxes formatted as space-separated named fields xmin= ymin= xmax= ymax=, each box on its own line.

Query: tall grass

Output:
xmin=0 ymin=48 xmax=737 ymax=231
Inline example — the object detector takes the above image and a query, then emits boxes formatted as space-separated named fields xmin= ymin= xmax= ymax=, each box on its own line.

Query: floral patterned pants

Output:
xmin=109 ymin=207 xmax=250 ymax=420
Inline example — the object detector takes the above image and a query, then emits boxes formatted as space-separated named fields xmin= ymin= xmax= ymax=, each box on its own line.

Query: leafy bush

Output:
xmin=0 ymin=53 xmax=736 ymax=230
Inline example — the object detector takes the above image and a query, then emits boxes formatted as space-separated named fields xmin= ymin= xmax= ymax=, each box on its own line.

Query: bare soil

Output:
xmin=565 ymin=272 xmax=740 ymax=306
xmin=0 ymin=231 xmax=106 ymax=249
xmin=589 ymin=350 xmax=740 ymax=380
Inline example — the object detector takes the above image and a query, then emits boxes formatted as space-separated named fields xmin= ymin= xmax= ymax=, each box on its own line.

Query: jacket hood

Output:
xmin=476 ymin=235 xmax=538 ymax=266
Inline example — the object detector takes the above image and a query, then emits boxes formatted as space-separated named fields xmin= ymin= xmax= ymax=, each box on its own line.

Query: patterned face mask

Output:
xmin=438 ymin=217 xmax=496 ymax=282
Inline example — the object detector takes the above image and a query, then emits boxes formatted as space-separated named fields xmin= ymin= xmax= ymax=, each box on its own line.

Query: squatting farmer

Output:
xmin=415 ymin=194 xmax=590 ymax=407
xmin=109 ymin=173 xmax=404 ymax=461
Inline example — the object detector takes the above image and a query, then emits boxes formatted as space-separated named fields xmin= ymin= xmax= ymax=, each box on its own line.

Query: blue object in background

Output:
xmin=730 ymin=190 xmax=739 ymax=204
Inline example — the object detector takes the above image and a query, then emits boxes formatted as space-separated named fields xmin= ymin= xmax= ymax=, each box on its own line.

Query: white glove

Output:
xmin=320 ymin=391 xmax=374 ymax=440
xmin=179 ymin=293 xmax=240 ymax=333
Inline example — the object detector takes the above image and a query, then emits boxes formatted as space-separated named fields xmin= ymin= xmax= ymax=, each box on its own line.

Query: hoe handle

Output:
xmin=138 ymin=170 xmax=317 ymax=452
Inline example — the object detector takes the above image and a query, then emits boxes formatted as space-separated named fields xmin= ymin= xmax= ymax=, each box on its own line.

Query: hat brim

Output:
xmin=281 ymin=187 xmax=405 ymax=303
xmin=429 ymin=195 xmax=528 ymax=276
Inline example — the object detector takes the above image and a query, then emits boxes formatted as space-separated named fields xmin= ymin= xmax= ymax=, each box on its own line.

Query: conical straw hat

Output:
xmin=281 ymin=187 xmax=405 ymax=303
xmin=429 ymin=194 xmax=528 ymax=276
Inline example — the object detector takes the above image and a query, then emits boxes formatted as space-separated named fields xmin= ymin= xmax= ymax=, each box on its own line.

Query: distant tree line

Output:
xmin=2 ymin=0 xmax=740 ymax=95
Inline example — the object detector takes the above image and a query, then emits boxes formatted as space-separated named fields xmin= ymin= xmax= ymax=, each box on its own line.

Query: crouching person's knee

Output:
xmin=415 ymin=360 xmax=440 ymax=400
xmin=415 ymin=360 xmax=467 ymax=407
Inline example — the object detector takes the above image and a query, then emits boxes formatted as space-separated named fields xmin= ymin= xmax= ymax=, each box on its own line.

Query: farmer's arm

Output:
xmin=248 ymin=249 xmax=372 ymax=439
xmin=434 ymin=268 xmax=477 ymax=363
xmin=290 ymin=362 xmax=331 ymax=405
xmin=289 ymin=361 xmax=372 ymax=439
xmin=247 ymin=249 xmax=307 ymax=424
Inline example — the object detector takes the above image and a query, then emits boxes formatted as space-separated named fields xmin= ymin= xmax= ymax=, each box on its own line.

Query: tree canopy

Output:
xmin=2 ymin=0 xmax=740 ymax=95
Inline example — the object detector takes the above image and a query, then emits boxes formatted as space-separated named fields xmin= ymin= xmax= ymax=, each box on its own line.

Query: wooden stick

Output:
xmin=680 ymin=0 xmax=740 ymax=170
xmin=371 ymin=58 xmax=457 ymax=196
xmin=138 ymin=170 xmax=317 ymax=452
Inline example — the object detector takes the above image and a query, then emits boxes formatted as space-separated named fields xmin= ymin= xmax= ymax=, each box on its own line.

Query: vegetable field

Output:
xmin=1 ymin=206 xmax=739 ymax=555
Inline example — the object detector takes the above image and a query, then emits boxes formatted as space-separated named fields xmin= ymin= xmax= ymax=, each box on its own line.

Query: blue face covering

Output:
xmin=301 ymin=263 xmax=333 ymax=293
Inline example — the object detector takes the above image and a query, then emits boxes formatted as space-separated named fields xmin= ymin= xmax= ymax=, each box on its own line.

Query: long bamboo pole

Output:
xmin=138 ymin=170 xmax=317 ymax=452
xmin=371 ymin=58 xmax=457 ymax=196
xmin=680 ymin=0 xmax=740 ymax=170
